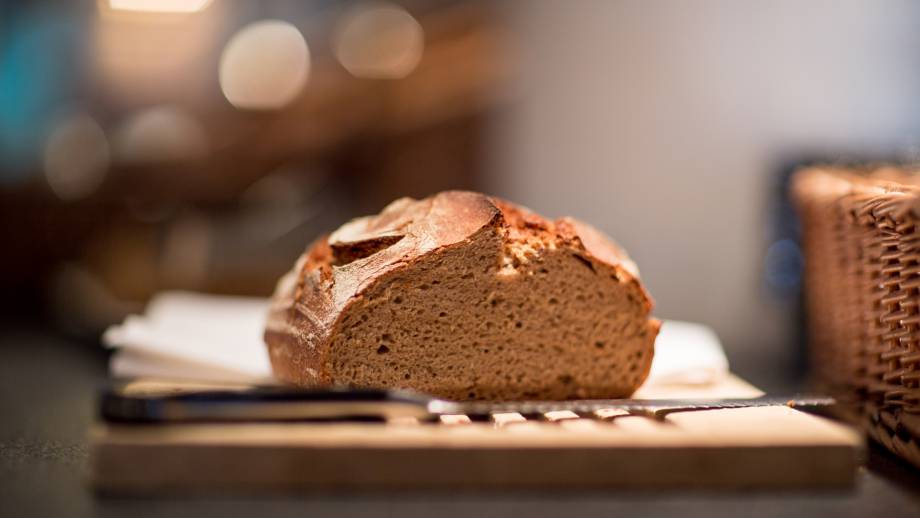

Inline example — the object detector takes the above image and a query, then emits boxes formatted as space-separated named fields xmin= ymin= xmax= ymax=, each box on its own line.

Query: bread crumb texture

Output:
xmin=264 ymin=191 xmax=659 ymax=400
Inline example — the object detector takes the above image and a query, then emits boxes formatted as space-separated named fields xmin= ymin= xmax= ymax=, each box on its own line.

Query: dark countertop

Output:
xmin=3 ymin=325 xmax=920 ymax=518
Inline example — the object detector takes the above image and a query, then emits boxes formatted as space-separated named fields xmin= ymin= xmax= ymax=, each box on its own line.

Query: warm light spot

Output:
xmin=160 ymin=215 xmax=211 ymax=287
xmin=106 ymin=0 xmax=213 ymax=14
xmin=219 ymin=20 xmax=310 ymax=110
xmin=94 ymin=0 xmax=225 ymax=104
xmin=115 ymin=105 xmax=208 ymax=163
xmin=333 ymin=2 xmax=424 ymax=79
xmin=43 ymin=114 xmax=110 ymax=201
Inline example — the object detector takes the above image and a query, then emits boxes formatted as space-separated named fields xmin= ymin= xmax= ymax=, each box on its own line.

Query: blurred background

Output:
xmin=4 ymin=0 xmax=920 ymax=388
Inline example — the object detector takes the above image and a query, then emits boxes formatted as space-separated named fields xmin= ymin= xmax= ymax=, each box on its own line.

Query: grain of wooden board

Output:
xmin=90 ymin=375 xmax=863 ymax=492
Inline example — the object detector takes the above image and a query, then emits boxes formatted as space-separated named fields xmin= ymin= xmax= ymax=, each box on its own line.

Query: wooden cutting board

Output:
xmin=90 ymin=375 xmax=863 ymax=492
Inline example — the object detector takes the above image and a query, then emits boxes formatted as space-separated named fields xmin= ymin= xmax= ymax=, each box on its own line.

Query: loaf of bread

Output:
xmin=264 ymin=191 xmax=659 ymax=400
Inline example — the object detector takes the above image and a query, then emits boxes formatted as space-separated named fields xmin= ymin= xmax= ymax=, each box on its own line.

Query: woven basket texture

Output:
xmin=793 ymin=167 xmax=920 ymax=467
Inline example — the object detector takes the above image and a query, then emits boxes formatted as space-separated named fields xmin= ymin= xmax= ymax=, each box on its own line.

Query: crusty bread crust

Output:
xmin=265 ymin=191 xmax=659 ymax=399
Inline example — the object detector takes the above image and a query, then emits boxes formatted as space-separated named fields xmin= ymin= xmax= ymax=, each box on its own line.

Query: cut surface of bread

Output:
xmin=265 ymin=191 xmax=659 ymax=400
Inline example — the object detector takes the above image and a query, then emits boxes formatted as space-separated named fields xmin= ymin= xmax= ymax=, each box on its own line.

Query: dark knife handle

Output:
xmin=99 ymin=382 xmax=434 ymax=423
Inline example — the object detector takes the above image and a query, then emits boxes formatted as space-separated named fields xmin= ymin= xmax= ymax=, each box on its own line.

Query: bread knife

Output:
xmin=99 ymin=383 xmax=835 ymax=423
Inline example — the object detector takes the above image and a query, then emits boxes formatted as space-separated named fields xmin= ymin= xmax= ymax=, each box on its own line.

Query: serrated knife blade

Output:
xmin=438 ymin=395 xmax=837 ymax=419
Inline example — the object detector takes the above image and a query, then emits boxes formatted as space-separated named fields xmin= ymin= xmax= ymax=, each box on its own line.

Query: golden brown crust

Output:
xmin=488 ymin=196 xmax=653 ymax=312
xmin=264 ymin=191 xmax=657 ymax=390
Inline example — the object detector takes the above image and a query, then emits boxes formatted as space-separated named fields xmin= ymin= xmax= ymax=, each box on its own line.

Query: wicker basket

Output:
xmin=793 ymin=167 xmax=920 ymax=467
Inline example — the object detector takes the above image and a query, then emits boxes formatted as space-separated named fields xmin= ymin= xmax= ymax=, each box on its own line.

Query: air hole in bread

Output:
xmin=574 ymin=254 xmax=596 ymax=273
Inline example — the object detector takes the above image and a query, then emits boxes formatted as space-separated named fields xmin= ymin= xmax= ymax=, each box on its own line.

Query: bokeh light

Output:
xmin=332 ymin=2 xmax=424 ymax=80
xmin=115 ymin=105 xmax=208 ymax=164
xmin=106 ymin=0 xmax=213 ymax=14
xmin=763 ymin=239 xmax=803 ymax=293
xmin=160 ymin=215 xmax=211 ymax=287
xmin=94 ymin=0 xmax=223 ymax=104
xmin=219 ymin=20 xmax=310 ymax=110
xmin=43 ymin=114 xmax=110 ymax=201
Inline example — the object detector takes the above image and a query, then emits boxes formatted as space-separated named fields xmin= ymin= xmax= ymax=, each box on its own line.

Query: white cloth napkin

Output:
xmin=103 ymin=291 xmax=729 ymax=388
